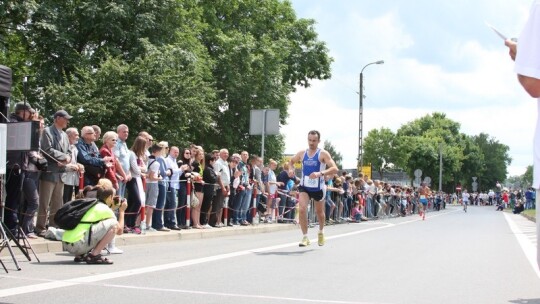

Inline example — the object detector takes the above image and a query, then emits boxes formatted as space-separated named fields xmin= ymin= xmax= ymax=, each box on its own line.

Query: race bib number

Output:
xmin=420 ymin=195 xmax=426 ymax=199
xmin=303 ymin=176 xmax=318 ymax=187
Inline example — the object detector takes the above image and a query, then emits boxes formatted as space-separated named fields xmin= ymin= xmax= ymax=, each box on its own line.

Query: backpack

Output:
xmin=54 ymin=198 xmax=101 ymax=230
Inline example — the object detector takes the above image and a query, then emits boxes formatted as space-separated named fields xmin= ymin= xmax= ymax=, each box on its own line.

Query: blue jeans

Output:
xmin=237 ymin=188 xmax=252 ymax=222
xmin=325 ymin=196 xmax=335 ymax=220
xmin=366 ymin=197 xmax=374 ymax=218
xmin=176 ymin=182 xmax=187 ymax=227
xmin=278 ymin=192 xmax=287 ymax=218
xmin=152 ymin=182 xmax=167 ymax=229
xmin=117 ymin=181 xmax=127 ymax=199
xmin=164 ymin=187 xmax=178 ymax=227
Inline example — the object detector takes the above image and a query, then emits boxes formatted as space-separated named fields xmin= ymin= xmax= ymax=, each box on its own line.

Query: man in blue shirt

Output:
xmin=289 ymin=130 xmax=338 ymax=247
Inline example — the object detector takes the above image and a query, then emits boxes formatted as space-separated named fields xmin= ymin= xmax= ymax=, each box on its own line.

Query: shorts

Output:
xmin=268 ymin=193 xmax=279 ymax=209
xmin=298 ymin=186 xmax=325 ymax=202
xmin=146 ymin=182 xmax=158 ymax=207
xmin=420 ymin=198 xmax=428 ymax=205
xmin=63 ymin=218 xmax=118 ymax=256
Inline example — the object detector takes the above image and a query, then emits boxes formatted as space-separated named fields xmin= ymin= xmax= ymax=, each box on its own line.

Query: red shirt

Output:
xmin=99 ymin=145 xmax=118 ymax=188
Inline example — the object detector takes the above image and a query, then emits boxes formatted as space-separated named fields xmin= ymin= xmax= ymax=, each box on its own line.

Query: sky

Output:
xmin=282 ymin=0 xmax=536 ymax=178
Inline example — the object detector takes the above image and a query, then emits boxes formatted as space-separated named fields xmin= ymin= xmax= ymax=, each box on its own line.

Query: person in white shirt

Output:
xmin=163 ymin=146 xmax=187 ymax=230
xmin=505 ymin=0 xmax=540 ymax=270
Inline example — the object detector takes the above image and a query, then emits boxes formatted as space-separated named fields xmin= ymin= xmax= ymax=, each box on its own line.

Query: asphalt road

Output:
xmin=0 ymin=205 xmax=539 ymax=304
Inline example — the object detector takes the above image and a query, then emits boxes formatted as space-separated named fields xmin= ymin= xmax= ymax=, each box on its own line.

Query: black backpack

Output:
xmin=54 ymin=198 xmax=101 ymax=230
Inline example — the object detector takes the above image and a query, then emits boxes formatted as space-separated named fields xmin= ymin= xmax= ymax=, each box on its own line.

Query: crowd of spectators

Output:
xmin=3 ymin=102 xmax=536 ymax=256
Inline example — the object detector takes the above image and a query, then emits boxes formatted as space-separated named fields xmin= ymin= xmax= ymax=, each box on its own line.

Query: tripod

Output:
xmin=0 ymin=171 xmax=40 ymax=273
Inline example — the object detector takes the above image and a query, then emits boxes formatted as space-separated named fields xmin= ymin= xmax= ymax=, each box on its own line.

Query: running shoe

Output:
xmin=318 ymin=232 xmax=325 ymax=246
xmin=299 ymin=236 xmax=311 ymax=247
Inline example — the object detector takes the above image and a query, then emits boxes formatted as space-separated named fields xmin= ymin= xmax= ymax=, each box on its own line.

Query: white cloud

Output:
xmin=285 ymin=0 xmax=536 ymax=179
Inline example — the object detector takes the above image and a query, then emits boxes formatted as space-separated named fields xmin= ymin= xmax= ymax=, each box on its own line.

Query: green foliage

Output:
xmin=2 ymin=0 xmax=333 ymax=162
xmin=472 ymin=133 xmax=511 ymax=191
xmin=46 ymin=41 xmax=217 ymax=148
xmin=323 ymin=140 xmax=342 ymax=169
xmin=522 ymin=165 xmax=533 ymax=187
xmin=364 ymin=112 xmax=511 ymax=192
xmin=195 ymin=0 xmax=332 ymax=158
xmin=363 ymin=127 xmax=398 ymax=180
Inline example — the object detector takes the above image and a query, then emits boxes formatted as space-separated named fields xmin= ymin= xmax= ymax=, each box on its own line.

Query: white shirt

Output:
xmin=164 ymin=155 xmax=183 ymax=190
xmin=215 ymin=157 xmax=230 ymax=188
xmin=268 ymin=169 xmax=277 ymax=195
xmin=515 ymin=0 xmax=540 ymax=189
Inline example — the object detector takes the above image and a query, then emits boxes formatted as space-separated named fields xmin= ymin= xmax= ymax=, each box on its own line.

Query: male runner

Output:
xmin=418 ymin=182 xmax=431 ymax=220
xmin=289 ymin=130 xmax=338 ymax=247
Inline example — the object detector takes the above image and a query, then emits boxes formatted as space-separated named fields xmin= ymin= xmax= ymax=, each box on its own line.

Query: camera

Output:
xmin=112 ymin=195 xmax=125 ymax=210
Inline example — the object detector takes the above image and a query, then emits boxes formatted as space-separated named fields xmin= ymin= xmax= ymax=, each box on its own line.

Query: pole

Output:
xmin=261 ymin=109 xmax=267 ymax=163
xmin=439 ymin=143 xmax=443 ymax=191
xmin=358 ymin=72 xmax=364 ymax=172
xmin=357 ymin=60 xmax=384 ymax=176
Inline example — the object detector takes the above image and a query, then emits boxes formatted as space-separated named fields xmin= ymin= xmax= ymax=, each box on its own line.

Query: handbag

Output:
xmin=84 ymin=164 xmax=105 ymax=180
xmin=190 ymin=194 xmax=200 ymax=208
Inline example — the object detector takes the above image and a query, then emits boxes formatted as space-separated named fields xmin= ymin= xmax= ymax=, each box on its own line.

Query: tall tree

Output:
xmin=363 ymin=127 xmax=398 ymax=180
xmin=473 ymin=133 xmax=511 ymax=190
xmin=396 ymin=112 xmax=464 ymax=190
xmin=522 ymin=165 xmax=533 ymax=188
xmin=25 ymin=0 xmax=187 ymax=86
xmin=323 ymin=140 xmax=342 ymax=169
xmin=196 ymin=0 xmax=332 ymax=159
xmin=47 ymin=41 xmax=217 ymax=148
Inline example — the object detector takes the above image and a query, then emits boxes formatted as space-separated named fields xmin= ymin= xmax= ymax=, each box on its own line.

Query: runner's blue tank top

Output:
xmin=300 ymin=149 xmax=326 ymax=192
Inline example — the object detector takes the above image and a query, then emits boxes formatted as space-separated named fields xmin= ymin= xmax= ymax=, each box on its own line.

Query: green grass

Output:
xmin=523 ymin=209 xmax=536 ymax=219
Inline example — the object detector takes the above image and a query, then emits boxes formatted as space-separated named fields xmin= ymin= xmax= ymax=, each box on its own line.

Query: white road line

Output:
xmin=104 ymin=283 xmax=390 ymax=304
xmin=503 ymin=212 xmax=540 ymax=279
xmin=0 ymin=210 xmax=456 ymax=298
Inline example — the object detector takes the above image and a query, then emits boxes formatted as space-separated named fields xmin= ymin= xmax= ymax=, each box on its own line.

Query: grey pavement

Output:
xmin=1 ymin=205 xmax=539 ymax=304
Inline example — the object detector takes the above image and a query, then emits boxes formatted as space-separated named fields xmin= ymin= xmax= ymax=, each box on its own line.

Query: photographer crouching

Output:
xmin=62 ymin=184 xmax=127 ymax=264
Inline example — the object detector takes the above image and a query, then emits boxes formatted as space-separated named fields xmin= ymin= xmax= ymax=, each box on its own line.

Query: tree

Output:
xmin=363 ymin=127 xmax=398 ymax=180
xmin=522 ymin=165 xmax=533 ymax=188
xmin=196 ymin=0 xmax=332 ymax=159
xmin=323 ymin=140 xmax=342 ymax=169
xmin=472 ymin=133 xmax=511 ymax=191
xmin=25 ymin=0 xmax=187 ymax=85
xmin=396 ymin=112 xmax=464 ymax=190
xmin=5 ymin=0 xmax=333 ymax=160
xmin=459 ymin=135 xmax=486 ymax=191
xmin=47 ymin=41 xmax=217 ymax=148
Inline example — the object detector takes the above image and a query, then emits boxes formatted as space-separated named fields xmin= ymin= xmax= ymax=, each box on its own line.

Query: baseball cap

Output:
xmin=14 ymin=102 xmax=35 ymax=113
xmin=53 ymin=110 xmax=73 ymax=119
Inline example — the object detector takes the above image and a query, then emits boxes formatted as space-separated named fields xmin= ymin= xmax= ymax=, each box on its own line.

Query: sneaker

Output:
xmin=318 ymin=232 xmax=325 ymax=246
xmin=299 ymin=236 xmax=311 ymax=247
xmin=26 ymin=233 xmax=38 ymax=239
xmin=157 ymin=227 xmax=171 ymax=232
xmin=131 ymin=227 xmax=142 ymax=234
xmin=203 ymin=224 xmax=213 ymax=229
xmin=147 ymin=227 xmax=157 ymax=232
xmin=107 ymin=246 xmax=124 ymax=254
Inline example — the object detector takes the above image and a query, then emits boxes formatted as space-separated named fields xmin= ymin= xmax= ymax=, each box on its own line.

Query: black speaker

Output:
xmin=6 ymin=121 xmax=40 ymax=151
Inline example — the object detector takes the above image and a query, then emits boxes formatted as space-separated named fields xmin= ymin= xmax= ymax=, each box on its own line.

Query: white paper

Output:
xmin=486 ymin=22 xmax=507 ymax=40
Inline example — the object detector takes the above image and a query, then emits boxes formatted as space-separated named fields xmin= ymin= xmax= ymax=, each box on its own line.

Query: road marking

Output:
xmin=503 ymin=212 xmax=540 ymax=279
xmin=105 ymin=283 xmax=390 ymax=304
xmin=0 ymin=209 xmax=457 ymax=298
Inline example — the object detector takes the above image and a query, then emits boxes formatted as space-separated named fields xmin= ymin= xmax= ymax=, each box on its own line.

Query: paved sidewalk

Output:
xmin=2 ymin=223 xmax=298 ymax=257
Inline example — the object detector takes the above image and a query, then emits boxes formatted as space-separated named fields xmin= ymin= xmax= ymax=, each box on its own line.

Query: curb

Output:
xmin=2 ymin=223 xmax=298 ymax=257
xmin=521 ymin=213 xmax=536 ymax=223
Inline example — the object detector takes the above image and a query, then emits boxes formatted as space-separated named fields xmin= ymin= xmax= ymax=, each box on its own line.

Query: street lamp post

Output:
xmin=358 ymin=60 xmax=384 ymax=174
